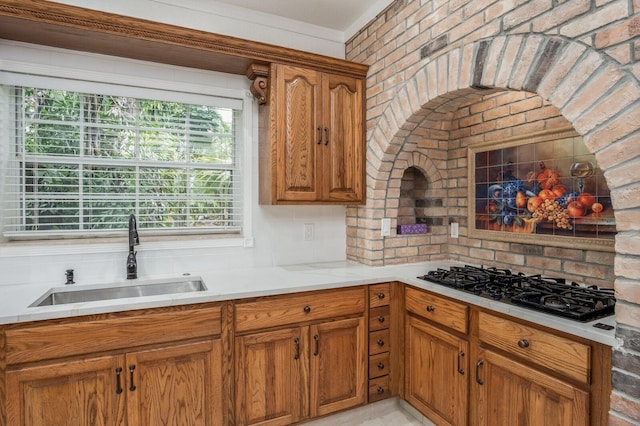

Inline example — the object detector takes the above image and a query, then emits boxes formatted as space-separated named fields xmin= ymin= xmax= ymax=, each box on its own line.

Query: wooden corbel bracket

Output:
xmin=246 ymin=64 xmax=270 ymax=105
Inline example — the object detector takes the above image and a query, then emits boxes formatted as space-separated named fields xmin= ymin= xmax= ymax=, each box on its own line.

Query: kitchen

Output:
xmin=0 ymin=0 xmax=638 ymax=425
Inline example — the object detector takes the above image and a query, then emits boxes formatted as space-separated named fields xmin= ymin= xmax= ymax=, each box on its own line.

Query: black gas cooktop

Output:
xmin=418 ymin=265 xmax=615 ymax=322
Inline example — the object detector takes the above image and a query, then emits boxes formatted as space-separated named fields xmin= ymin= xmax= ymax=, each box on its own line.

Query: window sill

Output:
xmin=0 ymin=234 xmax=253 ymax=258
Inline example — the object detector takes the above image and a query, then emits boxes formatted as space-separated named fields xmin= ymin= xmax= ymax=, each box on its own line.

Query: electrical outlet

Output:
xmin=450 ymin=222 xmax=459 ymax=238
xmin=381 ymin=218 xmax=391 ymax=237
xmin=303 ymin=223 xmax=315 ymax=241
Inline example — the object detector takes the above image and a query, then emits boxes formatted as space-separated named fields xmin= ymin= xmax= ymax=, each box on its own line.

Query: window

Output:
xmin=2 ymin=86 xmax=243 ymax=240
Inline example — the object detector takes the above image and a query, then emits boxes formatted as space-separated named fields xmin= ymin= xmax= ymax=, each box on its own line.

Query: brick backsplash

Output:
xmin=346 ymin=0 xmax=640 ymax=421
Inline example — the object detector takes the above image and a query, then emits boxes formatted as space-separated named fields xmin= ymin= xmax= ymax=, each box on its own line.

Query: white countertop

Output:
xmin=0 ymin=260 xmax=618 ymax=347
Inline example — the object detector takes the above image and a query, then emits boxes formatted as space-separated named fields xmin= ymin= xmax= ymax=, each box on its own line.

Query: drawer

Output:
xmin=405 ymin=286 xmax=468 ymax=334
xmin=478 ymin=312 xmax=591 ymax=384
xmin=369 ymin=305 xmax=390 ymax=331
xmin=368 ymin=375 xmax=390 ymax=403
xmin=235 ymin=287 xmax=366 ymax=333
xmin=368 ymin=352 xmax=390 ymax=379
xmin=369 ymin=329 xmax=390 ymax=355
xmin=369 ymin=283 xmax=390 ymax=308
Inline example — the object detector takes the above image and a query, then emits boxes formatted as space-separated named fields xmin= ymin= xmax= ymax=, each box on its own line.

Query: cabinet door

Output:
xmin=310 ymin=317 xmax=366 ymax=418
xmin=321 ymin=72 xmax=364 ymax=203
xmin=274 ymin=64 xmax=322 ymax=202
xmin=235 ymin=327 xmax=305 ymax=426
xmin=476 ymin=349 xmax=589 ymax=426
xmin=405 ymin=315 xmax=468 ymax=426
xmin=6 ymin=355 xmax=123 ymax=426
xmin=126 ymin=339 xmax=221 ymax=426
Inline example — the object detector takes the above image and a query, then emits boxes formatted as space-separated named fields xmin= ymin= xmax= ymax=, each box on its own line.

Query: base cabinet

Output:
xmin=405 ymin=316 xmax=468 ymax=426
xmin=234 ymin=317 xmax=366 ymax=426
xmin=475 ymin=349 xmax=589 ymax=426
xmin=6 ymin=355 xmax=122 ymax=426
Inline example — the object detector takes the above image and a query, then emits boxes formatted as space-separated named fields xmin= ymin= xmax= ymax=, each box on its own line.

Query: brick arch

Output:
xmin=349 ymin=33 xmax=640 ymax=272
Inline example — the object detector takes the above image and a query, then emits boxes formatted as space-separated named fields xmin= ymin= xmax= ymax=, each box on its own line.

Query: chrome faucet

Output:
xmin=127 ymin=214 xmax=140 ymax=279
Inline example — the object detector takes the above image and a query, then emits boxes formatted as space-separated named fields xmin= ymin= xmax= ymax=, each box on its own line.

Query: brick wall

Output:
xmin=346 ymin=0 xmax=640 ymax=423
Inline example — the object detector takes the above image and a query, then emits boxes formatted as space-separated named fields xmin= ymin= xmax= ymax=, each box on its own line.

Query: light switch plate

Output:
xmin=450 ymin=222 xmax=459 ymax=238
xmin=381 ymin=218 xmax=391 ymax=237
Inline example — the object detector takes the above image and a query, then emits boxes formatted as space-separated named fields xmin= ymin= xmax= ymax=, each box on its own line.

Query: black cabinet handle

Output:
xmin=324 ymin=127 xmax=329 ymax=145
xmin=458 ymin=351 xmax=465 ymax=375
xmin=129 ymin=365 xmax=137 ymax=391
xmin=313 ymin=334 xmax=319 ymax=356
xmin=518 ymin=339 xmax=530 ymax=348
xmin=304 ymin=305 xmax=311 ymax=314
xmin=316 ymin=126 xmax=322 ymax=144
xmin=115 ymin=367 xmax=123 ymax=394
xmin=377 ymin=362 xmax=385 ymax=370
xmin=378 ymin=293 xmax=385 ymax=300
xmin=294 ymin=337 xmax=300 ymax=360
xmin=377 ymin=386 xmax=385 ymax=394
xmin=378 ymin=316 xmax=385 ymax=323
xmin=476 ymin=360 xmax=484 ymax=385
xmin=426 ymin=305 xmax=435 ymax=312
xmin=377 ymin=339 xmax=385 ymax=347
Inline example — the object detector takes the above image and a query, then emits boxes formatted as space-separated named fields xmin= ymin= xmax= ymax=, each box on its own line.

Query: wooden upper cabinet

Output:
xmin=260 ymin=63 xmax=365 ymax=204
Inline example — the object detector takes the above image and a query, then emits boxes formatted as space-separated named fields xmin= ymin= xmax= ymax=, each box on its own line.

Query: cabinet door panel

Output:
xmin=235 ymin=327 xmax=305 ymax=426
xmin=126 ymin=340 xmax=221 ymax=426
xmin=477 ymin=349 xmax=589 ymax=426
xmin=276 ymin=65 xmax=321 ymax=201
xmin=6 ymin=355 xmax=123 ymax=426
xmin=310 ymin=317 xmax=366 ymax=417
xmin=322 ymin=73 xmax=363 ymax=202
xmin=405 ymin=315 xmax=468 ymax=426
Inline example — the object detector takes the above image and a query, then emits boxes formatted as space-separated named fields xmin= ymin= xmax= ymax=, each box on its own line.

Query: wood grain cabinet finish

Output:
xmin=475 ymin=348 xmax=589 ymax=426
xmin=367 ymin=283 xmax=393 ymax=403
xmin=234 ymin=288 xmax=367 ymax=425
xmin=404 ymin=285 xmax=611 ymax=426
xmin=260 ymin=63 xmax=365 ymax=204
xmin=405 ymin=315 xmax=469 ymax=426
xmin=2 ymin=304 xmax=223 ymax=426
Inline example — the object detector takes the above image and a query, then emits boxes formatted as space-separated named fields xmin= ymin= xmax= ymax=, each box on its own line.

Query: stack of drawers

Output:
xmin=368 ymin=283 xmax=391 ymax=402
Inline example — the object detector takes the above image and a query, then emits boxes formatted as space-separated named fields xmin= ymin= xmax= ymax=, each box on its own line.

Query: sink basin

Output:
xmin=30 ymin=277 xmax=207 ymax=307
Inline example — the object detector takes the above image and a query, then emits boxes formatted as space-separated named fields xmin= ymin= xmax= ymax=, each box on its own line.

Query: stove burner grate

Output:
xmin=418 ymin=265 xmax=615 ymax=322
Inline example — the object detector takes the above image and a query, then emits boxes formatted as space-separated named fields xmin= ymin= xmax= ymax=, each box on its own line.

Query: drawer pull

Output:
xmin=303 ymin=305 xmax=311 ymax=314
xmin=115 ymin=367 xmax=123 ymax=394
xmin=378 ymin=293 xmax=386 ymax=300
xmin=313 ymin=334 xmax=319 ymax=356
xmin=129 ymin=365 xmax=136 ymax=392
xmin=377 ymin=362 xmax=385 ymax=370
xmin=377 ymin=386 xmax=385 ymax=394
xmin=458 ymin=351 xmax=465 ymax=375
xmin=378 ymin=316 xmax=385 ymax=323
xmin=475 ymin=360 xmax=484 ymax=385
xmin=426 ymin=305 xmax=435 ymax=312
xmin=377 ymin=339 xmax=385 ymax=347
xmin=294 ymin=337 xmax=300 ymax=360
xmin=518 ymin=339 xmax=530 ymax=348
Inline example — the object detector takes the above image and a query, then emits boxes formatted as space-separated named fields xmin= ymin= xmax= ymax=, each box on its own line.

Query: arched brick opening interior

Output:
xmin=346 ymin=32 xmax=640 ymax=421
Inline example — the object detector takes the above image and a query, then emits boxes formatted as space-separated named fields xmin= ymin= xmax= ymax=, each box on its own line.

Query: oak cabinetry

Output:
xmin=234 ymin=287 xmax=367 ymax=425
xmin=367 ymin=283 xmax=392 ymax=403
xmin=404 ymin=285 xmax=611 ymax=426
xmin=2 ymin=304 xmax=223 ymax=426
xmin=259 ymin=63 xmax=365 ymax=204
xmin=405 ymin=288 xmax=469 ymax=426
xmin=474 ymin=312 xmax=591 ymax=426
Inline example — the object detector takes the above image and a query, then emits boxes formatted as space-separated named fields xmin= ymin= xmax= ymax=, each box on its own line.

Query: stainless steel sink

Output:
xmin=30 ymin=277 xmax=207 ymax=307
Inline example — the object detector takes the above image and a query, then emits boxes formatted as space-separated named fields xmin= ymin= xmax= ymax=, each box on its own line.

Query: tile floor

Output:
xmin=305 ymin=398 xmax=435 ymax=426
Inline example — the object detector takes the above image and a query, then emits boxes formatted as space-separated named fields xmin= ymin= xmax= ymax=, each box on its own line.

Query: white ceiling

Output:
xmin=212 ymin=0 xmax=394 ymax=33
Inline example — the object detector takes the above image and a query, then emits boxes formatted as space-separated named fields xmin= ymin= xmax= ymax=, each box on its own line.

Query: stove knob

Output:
xmin=517 ymin=339 xmax=530 ymax=348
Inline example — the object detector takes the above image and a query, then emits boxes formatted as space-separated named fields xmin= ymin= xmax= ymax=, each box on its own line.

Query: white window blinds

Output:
xmin=2 ymin=86 xmax=243 ymax=239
